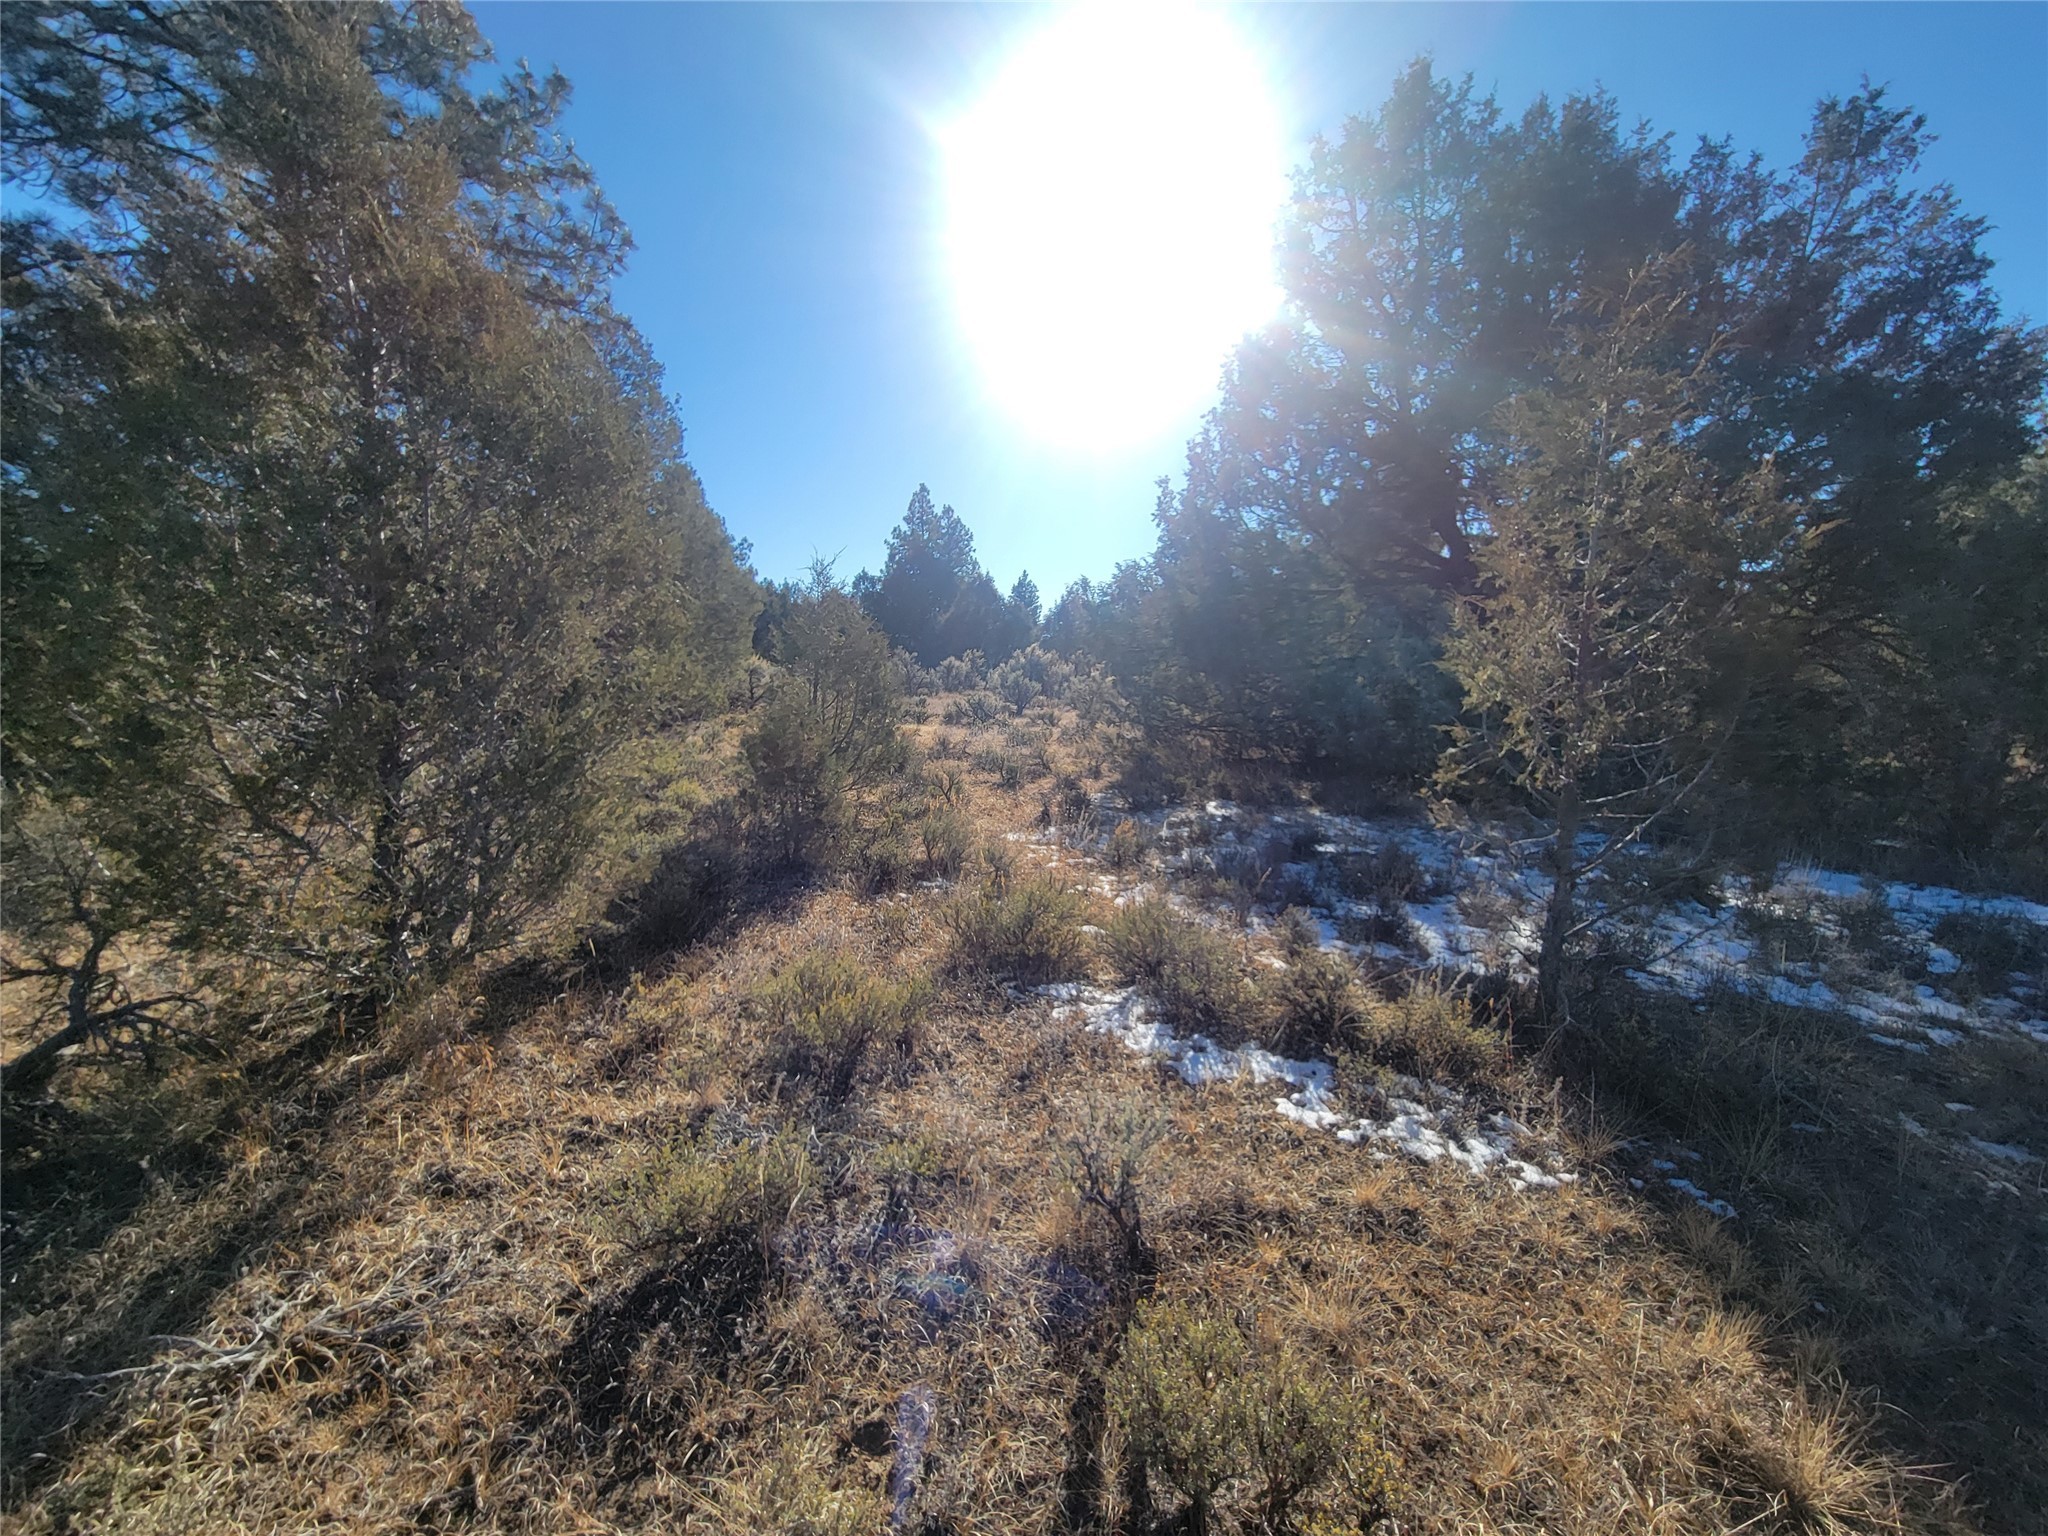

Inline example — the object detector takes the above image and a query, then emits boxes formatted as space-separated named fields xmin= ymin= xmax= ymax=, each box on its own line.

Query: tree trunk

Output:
xmin=369 ymin=730 xmax=412 ymax=993
xmin=1536 ymin=784 xmax=1581 ymax=1026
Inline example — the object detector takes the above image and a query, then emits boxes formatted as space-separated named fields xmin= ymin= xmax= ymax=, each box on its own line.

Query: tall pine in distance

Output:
xmin=1 ymin=0 xmax=757 ymax=1047
xmin=854 ymin=484 xmax=1036 ymax=666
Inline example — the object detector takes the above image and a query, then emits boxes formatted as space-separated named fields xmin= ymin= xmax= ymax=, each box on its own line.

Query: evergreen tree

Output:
xmin=857 ymin=486 xmax=1015 ymax=665
xmin=1 ymin=2 xmax=755 ymax=1032
xmin=743 ymin=563 xmax=906 ymax=858
xmin=1436 ymin=265 xmax=1804 ymax=1019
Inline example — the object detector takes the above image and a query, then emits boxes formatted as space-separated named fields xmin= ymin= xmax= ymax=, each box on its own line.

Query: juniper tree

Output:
xmin=1 ymin=2 xmax=755 ymax=1039
xmin=1436 ymin=264 xmax=1804 ymax=1021
xmin=743 ymin=563 xmax=907 ymax=859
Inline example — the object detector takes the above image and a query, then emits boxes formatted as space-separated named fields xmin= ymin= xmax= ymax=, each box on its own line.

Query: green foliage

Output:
xmin=1100 ymin=900 xmax=1250 ymax=1037
xmin=1266 ymin=949 xmax=1366 ymax=1058
xmin=602 ymin=1123 xmax=818 ymax=1258
xmin=1048 ymin=508 xmax=1452 ymax=787
xmin=696 ymin=1432 xmax=885 ymax=1536
xmin=1056 ymin=1093 xmax=1165 ymax=1274
xmin=1348 ymin=987 xmax=1499 ymax=1085
xmin=1047 ymin=66 xmax=2042 ymax=877
xmin=942 ymin=691 xmax=1003 ymax=727
xmin=754 ymin=952 xmax=927 ymax=1102
xmin=1105 ymin=818 xmax=1153 ymax=872
xmin=741 ymin=565 xmax=908 ymax=861
xmin=854 ymin=486 xmax=1034 ymax=665
xmin=848 ymin=814 xmax=917 ymax=896
xmin=917 ymin=806 xmax=975 ymax=881
xmin=1109 ymin=1301 xmax=1395 ymax=1535
xmin=0 ymin=3 xmax=756 ymax=1017
xmin=1435 ymin=263 xmax=1802 ymax=1013
xmin=943 ymin=874 xmax=1088 ymax=986
xmin=935 ymin=651 xmax=987 ymax=692
xmin=988 ymin=654 xmax=1044 ymax=714
xmin=1932 ymin=910 xmax=2048 ymax=997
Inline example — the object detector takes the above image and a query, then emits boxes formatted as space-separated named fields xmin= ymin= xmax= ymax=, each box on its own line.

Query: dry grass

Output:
xmin=0 ymin=700 xmax=2004 ymax=1534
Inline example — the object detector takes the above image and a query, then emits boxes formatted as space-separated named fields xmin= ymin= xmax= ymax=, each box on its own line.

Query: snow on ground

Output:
xmin=1051 ymin=796 xmax=2045 ymax=1211
xmin=1104 ymin=799 xmax=2048 ymax=1055
xmin=1035 ymin=983 xmax=1575 ymax=1193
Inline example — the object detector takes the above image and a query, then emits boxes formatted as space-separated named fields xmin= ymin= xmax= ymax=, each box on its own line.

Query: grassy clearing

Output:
xmin=0 ymin=699 xmax=2024 ymax=1533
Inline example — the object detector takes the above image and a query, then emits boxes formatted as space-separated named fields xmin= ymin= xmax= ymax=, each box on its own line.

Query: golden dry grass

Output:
xmin=0 ymin=697 xmax=2006 ymax=1534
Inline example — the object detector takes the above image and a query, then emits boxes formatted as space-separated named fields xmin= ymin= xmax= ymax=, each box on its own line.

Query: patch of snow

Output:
xmin=1036 ymin=984 xmax=1572 ymax=1190
xmin=1966 ymin=1137 xmax=2040 ymax=1165
xmin=1665 ymin=1178 xmax=1737 ymax=1219
xmin=1776 ymin=865 xmax=1868 ymax=901
xmin=1885 ymin=883 xmax=2048 ymax=930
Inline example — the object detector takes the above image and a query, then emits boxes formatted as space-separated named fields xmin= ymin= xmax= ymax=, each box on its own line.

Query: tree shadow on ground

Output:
xmin=1542 ymin=975 xmax=2048 ymax=1534
xmin=0 ymin=820 xmax=813 ymax=1514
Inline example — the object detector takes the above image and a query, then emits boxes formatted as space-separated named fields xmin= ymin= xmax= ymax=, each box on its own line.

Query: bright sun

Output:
xmin=942 ymin=7 xmax=1288 ymax=453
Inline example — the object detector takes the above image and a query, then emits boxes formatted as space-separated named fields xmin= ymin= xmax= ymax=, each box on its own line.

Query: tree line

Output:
xmin=1038 ymin=64 xmax=2046 ymax=897
xmin=4 ymin=10 xmax=2043 ymax=1079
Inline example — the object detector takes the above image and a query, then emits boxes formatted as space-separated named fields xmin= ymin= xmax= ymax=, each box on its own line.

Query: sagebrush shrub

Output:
xmin=1109 ymin=1302 xmax=1395 ymax=1535
xmin=918 ymin=806 xmax=974 ymax=880
xmin=850 ymin=814 xmax=916 ymax=896
xmin=1100 ymin=899 xmax=1248 ymax=1036
xmin=1274 ymin=906 xmax=1323 ymax=960
xmin=943 ymin=874 xmax=1087 ymax=985
xmin=1055 ymin=1093 xmax=1165 ymax=1274
xmin=1350 ymin=984 xmax=1498 ymax=1084
xmin=1268 ymin=948 xmax=1365 ymax=1057
xmin=755 ymin=951 xmax=927 ymax=1101
xmin=601 ymin=1123 xmax=817 ymax=1257
xmin=1105 ymin=817 xmax=1151 ymax=871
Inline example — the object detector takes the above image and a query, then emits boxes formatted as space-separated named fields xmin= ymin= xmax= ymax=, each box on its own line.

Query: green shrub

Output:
xmin=918 ymin=806 xmax=974 ymax=880
xmin=1051 ymin=772 xmax=1094 ymax=828
xmin=1274 ymin=906 xmax=1323 ymax=960
xmin=1933 ymin=908 xmax=2048 ymax=987
xmin=944 ymin=874 xmax=1087 ymax=986
xmin=989 ymin=654 xmax=1044 ymax=714
xmin=849 ymin=813 xmax=917 ymax=896
xmin=980 ymin=838 xmax=1018 ymax=893
xmin=601 ymin=1123 xmax=817 ymax=1257
xmin=1111 ymin=1302 xmax=1246 ymax=1534
xmin=1056 ymin=1093 xmax=1165 ymax=1274
xmin=755 ymin=951 xmax=928 ymax=1101
xmin=697 ymin=1429 xmax=886 ymax=1535
xmin=1069 ymin=664 xmax=1130 ymax=730
xmin=1100 ymin=899 xmax=1250 ymax=1037
xmin=935 ymin=651 xmax=985 ymax=692
xmin=1109 ymin=1302 xmax=1395 ymax=1535
xmin=1332 ymin=845 xmax=1430 ymax=907
xmin=1350 ymin=985 xmax=1498 ymax=1084
xmin=1268 ymin=948 xmax=1365 ymax=1057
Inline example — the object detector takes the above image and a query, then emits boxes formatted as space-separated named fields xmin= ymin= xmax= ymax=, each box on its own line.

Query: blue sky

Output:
xmin=468 ymin=2 xmax=2048 ymax=598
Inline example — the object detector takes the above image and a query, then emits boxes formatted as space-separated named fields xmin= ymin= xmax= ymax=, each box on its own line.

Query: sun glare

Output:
xmin=942 ymin=7 xmax=1288 ymax=453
